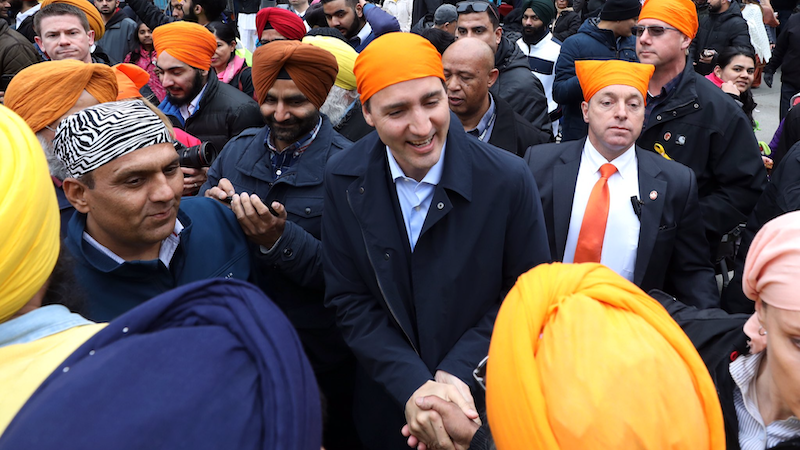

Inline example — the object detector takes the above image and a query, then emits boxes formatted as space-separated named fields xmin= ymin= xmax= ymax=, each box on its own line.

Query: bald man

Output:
xmin=442 ymin=38 xmax=548 ymax=157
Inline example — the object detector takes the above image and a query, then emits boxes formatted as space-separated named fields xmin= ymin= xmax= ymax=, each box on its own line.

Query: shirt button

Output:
xmin=437 ymin=202 xmax=444 ymax=210
xmin=415 ymin=206 xmax=421 ymax=211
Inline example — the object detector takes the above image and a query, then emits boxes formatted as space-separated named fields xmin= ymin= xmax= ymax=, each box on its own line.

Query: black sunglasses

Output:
xmin=456 ymin=1 xmax=500 ymax=21
xmin=631 ymin=25 xmax=681 ymax=37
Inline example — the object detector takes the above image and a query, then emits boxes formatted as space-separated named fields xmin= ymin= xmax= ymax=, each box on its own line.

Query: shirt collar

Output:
xmin=582 ymin=137 xmax=637 ymax=180
xmin=467 ymin=95 xmax=496 ymax=137
xmin=82 ymin=219 xmax=184 ymax=266
xmin=354 ymin=21 xmax=372 ymax=45
xmin=648 ymin=70 xmax=683 ymax=99
xmin=15 ymin=3 xmax=40 ymax=28
xmin=265 ymin=115 xmax=322 ymax=155
xmin=386 ymin=137 xmax=447 ymax=186
xmin=0 ymin=305 xmax=94 ymax=348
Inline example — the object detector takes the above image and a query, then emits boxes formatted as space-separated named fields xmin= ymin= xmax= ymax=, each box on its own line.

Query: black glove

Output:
xmin=764 ymin=72 xmax=774 ymax=88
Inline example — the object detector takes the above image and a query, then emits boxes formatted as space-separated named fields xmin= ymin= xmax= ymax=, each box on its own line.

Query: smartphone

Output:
xmin=223 ymin=196 xmax=280 ymax=217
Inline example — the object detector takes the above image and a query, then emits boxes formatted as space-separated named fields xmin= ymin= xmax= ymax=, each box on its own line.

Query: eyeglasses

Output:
xmin=472 ymin=355 xmax=488 ymax=391
xmin=631 ymin=25 xmax=681 ymax=37
xmin=456 ymin=1 xmax=500 ymax=22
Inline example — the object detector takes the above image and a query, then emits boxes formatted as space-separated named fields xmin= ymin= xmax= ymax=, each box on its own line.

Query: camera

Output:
xmin=174 ymin=141 xmax=218 ymax=169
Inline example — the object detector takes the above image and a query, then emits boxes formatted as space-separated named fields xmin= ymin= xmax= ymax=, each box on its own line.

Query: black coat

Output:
xmin=722 ymin=141 xmax=800 ymax=314
xmin=690 ymin=0 xmax=753 ymax=75
xmin=552 ymin=9 xmax=580 ymax=42
xmin=160 ymin=74 xmax=263 ymax=152
xmin=334 ymin=101 xmax=374 ymax=142
xmin=525 ymin=139 xmax=719 ymax=309
xmin=322 ymin=112 xmax=551 ymax=449
xmin=491 ymin=35 xmax=552 ymax=139
xmin=487 ymin=94 xmax=551 ymax=156
xmin=637 ymin=60 xmax=766 ymax=259
xmin=776 ymin=105 xmax=800 ymax=167
xmin=765 ymin=12 xmax=800 ymax=87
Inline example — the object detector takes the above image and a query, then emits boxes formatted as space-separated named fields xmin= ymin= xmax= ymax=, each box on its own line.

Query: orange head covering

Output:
xmin=639 ymin=0 xmax=698 ymax=40
xmin=252 ymin=40 xmax=338 ymax=109
xmin=113 ymin=63 xmax=150 ymax=100
xmin=152 ymin=21 xmax=217 ymax=70
xmin=575 ymin=59 xmax=655 ymax=102
xmin=354 ymin=32 xmax=444 ymax=104
xmin=487 ymin=263 xmax=725 ymax=450
xmin=5 ymin=60 xmax=118 ymax=133
xmin=41 ymin=0 xmax=105 ymax=40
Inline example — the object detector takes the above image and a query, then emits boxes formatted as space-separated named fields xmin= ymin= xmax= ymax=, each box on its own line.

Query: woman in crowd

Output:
xmin=123 ymin=21 xmax=165 ymax=103
xmin=552 ymin=0 xmax=580 ymax=42
xmin=206 ymin=21 xmax=254 ymax=99
xmin=658 ymin=211 xmax=800 ymax=449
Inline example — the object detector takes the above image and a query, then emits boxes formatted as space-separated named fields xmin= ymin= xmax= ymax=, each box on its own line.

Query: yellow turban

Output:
xmin=576 ymin=60 xmax=655 ymax=102
xmin=5 ymin=60 xmax=118 ymax=133
xmin=41 ymin=0 xmax=105 ymax=40
xmin=0 ymin=106 xmax=60 ymax=324
xmin=153 ymin=21 xmax=217 ymax=70
xmin=354 ymin=32 xmax=444 ymax=104
xmin=302 ymin=35 xmax=358 ymax=92
xmin=640 ymin=0 xmax=699 ymax=40
xmin=487 ymin=263 xmax=725 ymax=450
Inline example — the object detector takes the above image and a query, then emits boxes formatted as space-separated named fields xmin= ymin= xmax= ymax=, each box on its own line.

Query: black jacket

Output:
xmin=552 ymin=9 xmax=580 ymax=42
xmin=637 ymin=60 xmax=766 ymax=259
xmin=229 ymin=65 xmax=254 ymax=99
xmin=690 ymin=0 xmax=752 ymax=75
xmin=487 ymin=94 xmax=550 ymax=155
xmin=16 ymin=14 xmax=35 ymax=43
xmin=491 ymin=35 xmax=552 ymax=140
xmin=160 ymin=74 xmax=263 ymax=151
xmin=722 ymin=141 xmax=800 ymax=313
xmin=126 ymin=0 xmax=176 ymax=32
xmin=334 ymin=101 xmax=373 ymax=142
xmin=776 ymin=105 xmax=800 ymax=167
xmin=765 ymin=12 xmax=800 ymax=87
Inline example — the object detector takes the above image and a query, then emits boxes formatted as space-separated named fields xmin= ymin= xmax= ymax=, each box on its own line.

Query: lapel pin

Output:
xmin=676 ymin=135 xmax=686 ymax=146
xmin=649 ymin=190 xmax=658 ymax=201
xmin=664 ymin=132 xmax=671 ymax=141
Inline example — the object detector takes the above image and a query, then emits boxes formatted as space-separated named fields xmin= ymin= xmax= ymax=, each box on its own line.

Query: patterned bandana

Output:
xmin=53 ymin=100 xmax=172 ymax=178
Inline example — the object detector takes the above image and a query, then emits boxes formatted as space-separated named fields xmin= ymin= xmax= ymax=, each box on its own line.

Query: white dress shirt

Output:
xmin=563 ymin=139 xmax=640 ymax=281
xmin=179 ymin=84 xmax=208 ymax=122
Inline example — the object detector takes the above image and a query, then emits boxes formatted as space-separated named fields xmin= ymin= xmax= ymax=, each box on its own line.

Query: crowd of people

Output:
xmin=0 ymin=0 xmax=799 ymax=447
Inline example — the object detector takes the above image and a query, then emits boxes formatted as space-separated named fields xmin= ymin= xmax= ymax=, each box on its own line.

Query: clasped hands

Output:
xmin=205 ymin=177 xmax=287 ymax=248
xmin=401 ymin=370 xmax=481 ymax=450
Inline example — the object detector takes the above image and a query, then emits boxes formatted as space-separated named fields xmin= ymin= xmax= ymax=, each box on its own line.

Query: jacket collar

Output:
xmin=654 ymin=59 xmax=700 ymax=114
xmin=487 ymin=94 xmax=518 ymax=154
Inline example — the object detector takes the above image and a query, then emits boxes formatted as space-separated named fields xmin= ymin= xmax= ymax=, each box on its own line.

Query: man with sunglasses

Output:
xmin=635 ymin=0 xmax=766 ymax=264
xmin=455 ymin=0 xmax=552 ymax=139
xmin=552 ymin=0 xmax=640 ymax=142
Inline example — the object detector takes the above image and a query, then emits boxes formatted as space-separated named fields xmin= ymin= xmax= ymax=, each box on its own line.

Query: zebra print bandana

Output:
xmin=53 ymin=100 xmax=172 ymax=178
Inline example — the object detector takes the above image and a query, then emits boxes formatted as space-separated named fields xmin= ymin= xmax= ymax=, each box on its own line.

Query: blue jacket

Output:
xmin=199 ymin=116 xmax=352 ymax=369
xmin=553 ymin=18 xmax=638 ymax=141
xmin=322 ymin=113 xmax=551 ymax=448
xmin=65 ymin=197 xmax=252 ymax=321
xmin=351 ymin=3 xmax=400 ymax=52
xmin=0 ymin=279 xmax=322 ymax=450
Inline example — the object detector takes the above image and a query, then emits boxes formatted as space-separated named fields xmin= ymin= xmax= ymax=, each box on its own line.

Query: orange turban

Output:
xmin=113 ymin=63 xmax=150 ymax=100
xmin=575 ymin=59 xmax=655 ymax=102
xmin=640 ymin=0 xmax=698 ymax=40
xmin=152 ymin=21 xmax=217 ymax=70
xmin=487 ymin=263 xmax=725 ymax=450
xmin=252 ymin=40 xmax=338 ymax=109
xmin=354 ymin=32 xmax=444 ymax=104
xmin=5 ymin=60 xmax=118 ymax=133
xmin=41 ymin=0 xmax=105 ymax=40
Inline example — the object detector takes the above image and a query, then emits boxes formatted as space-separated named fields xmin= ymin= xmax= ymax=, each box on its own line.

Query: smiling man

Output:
xmin=525 ymin=59 xmax=718 ymax=309
xmin=55 ymin=100 xmax=251 ymax=321
xmin=322 ymin=32 xmax=550 ymax=449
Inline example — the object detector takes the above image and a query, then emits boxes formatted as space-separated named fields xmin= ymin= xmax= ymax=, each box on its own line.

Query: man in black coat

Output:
xmin=636 ymin=0 xmax=766 ymax=261
xmin=689 ymin=0 xmax=752 ymax=75
xmin=322 ymin=32 xmax=550 ymax=450
xmin=442 ymin=37 xmax=550 ymax=156
xmin=525 ymin=59 xmax=718 ymax=309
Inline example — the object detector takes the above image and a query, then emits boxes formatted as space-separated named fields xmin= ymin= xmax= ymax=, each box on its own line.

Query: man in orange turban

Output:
xmin=33 ymin=1 xmax=108 ymax=64
xmin=634 ymin=0 xmax=766 ymax=262
xmin=523 ymin=59 xmax=719 ymax=310
xmin=485 ymin=263 xmax=725 ymax=449
xmin=323 ymin=31 xmax=550 ymax=449
xmin=151 ymin=20 xmax=261 ymax=187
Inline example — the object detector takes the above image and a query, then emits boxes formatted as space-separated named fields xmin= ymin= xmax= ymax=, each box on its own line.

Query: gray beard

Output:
xmin=37 ymin=132 xmax=72 ymax=180
xmin=320 ymin=86 xmax=359 ymax=127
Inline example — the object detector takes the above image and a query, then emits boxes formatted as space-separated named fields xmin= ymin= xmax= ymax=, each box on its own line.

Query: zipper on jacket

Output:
xmin=346 ymin=189 xmax=420 ymax=356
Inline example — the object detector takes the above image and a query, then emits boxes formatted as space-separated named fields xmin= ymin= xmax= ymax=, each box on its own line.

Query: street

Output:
xmin=753 ymin=68 xmax=785 ymax=145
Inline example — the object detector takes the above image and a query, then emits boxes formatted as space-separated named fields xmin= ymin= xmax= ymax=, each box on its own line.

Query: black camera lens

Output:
xmin=174 ymin=141 xmax=218 ymax=169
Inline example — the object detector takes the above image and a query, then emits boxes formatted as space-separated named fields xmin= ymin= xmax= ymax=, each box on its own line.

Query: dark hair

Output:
xmin=320 ymin=0 xmax=357 ymax=6
xmin=41 ymin=246 xmax=89 ymax=316
xmin=416 ymin=27 xmax=456 ymax=54
xmin=306 ymin=26 xmax=348 ymax=42
xmin=304 ymin=2 xmax=328 ymax=28
xmin=35 ymin=3 xmax=90 ymax=35
xmin=193 ymin=0 xmax=226 ymax=22
xmin=127 ymin=20 xmax=149 ymax=64
xmin=715 ymin=46 xmax=757 ymax=127
xmin=206 ymin=20 xmax=239 ymax=45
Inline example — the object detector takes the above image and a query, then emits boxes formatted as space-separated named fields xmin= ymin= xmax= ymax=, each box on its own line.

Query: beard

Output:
xmin=342 ymin=14 xmax=363 ymax=39
xmin=522 ymin=25 xmax=547 ymax=44
xmin=37 ymin=132 xmax=72 ymax=180
xmin=166 ymin=70 xmax=205 ymax=107
xmin=183 ymin=3 xmax=199 ymax=22
xmin=264 ymin=110 xmax=320 ymax=145
xmin=320 ymin=86 xmax=358 ymax=127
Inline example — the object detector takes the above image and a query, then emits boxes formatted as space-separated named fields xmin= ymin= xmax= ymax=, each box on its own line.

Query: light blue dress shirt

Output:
xmin=0 ymin=305 xmax=94 ymax=349
xmin=386 ymin=139 xmax=446 ymax=251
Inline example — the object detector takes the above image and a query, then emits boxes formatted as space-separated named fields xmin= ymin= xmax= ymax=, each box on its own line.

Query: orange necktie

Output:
xmin=573 ymin=163 xmax=617 ymax=263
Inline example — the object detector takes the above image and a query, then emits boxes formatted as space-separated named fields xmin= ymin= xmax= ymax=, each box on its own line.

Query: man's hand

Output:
xmin=205 ymin=177 xmax=236 ymax=203
xmin=402 ymin=396 xmax=480 ymax=450
xmin=404 ymin=375 xmax=479 ymax=449
xmin=182 ymin=167 xmax=208 ymax=196
xmin=764 ymin=72 xmax=774 ymax=88
xmin=434 ymin=370 xmax=478 ymax=421
xmin=231 ymin=192 xmax=287 ymax=248
xmin=721 ymin=80 xmax=740 ymax=96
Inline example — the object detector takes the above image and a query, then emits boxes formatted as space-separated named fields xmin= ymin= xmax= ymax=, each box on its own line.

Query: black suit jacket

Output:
xmin=323 ymin=112 xmax=551 ymax=448
xmin=487 ymin=95 xmax=551 ymax=157
xmin=525 ymin=139 xmax=719 ymax=308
